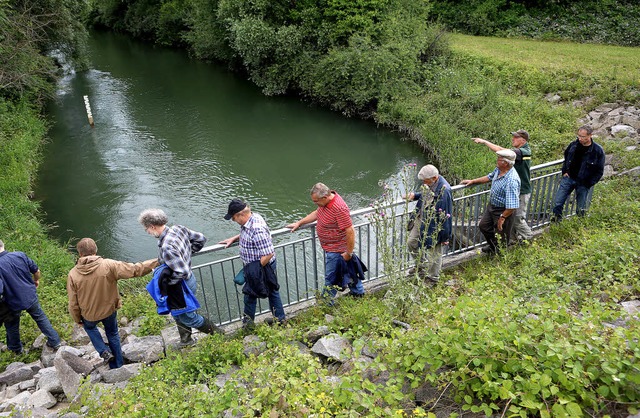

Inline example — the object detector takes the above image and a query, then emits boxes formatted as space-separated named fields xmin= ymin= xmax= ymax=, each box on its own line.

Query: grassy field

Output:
xmin=450 ymin=33 xmax=640 ymax=86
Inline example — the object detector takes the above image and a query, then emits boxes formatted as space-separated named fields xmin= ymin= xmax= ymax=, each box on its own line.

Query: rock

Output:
xmin=621 ymin=300 xmax=640 ymax=316
xmin=69 ymin=324 xmax=101 ymax=346
xmin=0 ymin=365 xmax=35 ymax=386
xmin=26 ymin=390 xmax=57 ymax=409
xmin=626 ymin=145 xmax=638 ymax=151
xmin=611 ymin=124 xmax=636 ymax=137
xmin=324 ymin=314 xmax=335 ymax=323
xmin=305 ymin=326 xmax=330 ymax=344
xmin=545 ymin=93 xmax=561 ymax=103
xmin=121 ymin=336 xmax=164 ymax=363
xmin=18 ymin=379 xmax=35 ymax=392
xmin=53 ymin=357 xmax=81 ymax=401
xmin=286 ymin=341 xmax=311 ymax=355
xmin=242 ymin=335 xmax=266 ymax=357
xmin=101 ymin=364 xmax=142 ymax=384
xmin=622 ymin=115 xmax=640 ymax=130
xmin=35 ymin=368 xmax=62 ymax=394
xmin=603 ymin=165 xmax=615 ymax=178
xmin=160 ymin=325 xmax=181 ymax=350
xmin=214 ymin=366 xmax=241 ymax=389
xmin=587 ymin=111 xmax=604 ymax=123
xmin=311 ymin=334 xmax=352 ymax=362
xmin=595 ymin=103 xmax=617 ymax=113
xmin=4 ymin=383 xmax=22 ymax=400
xmin=4 ymin=391 xmax=30 ymax=408
xmin=415 ymin=381 xmax=442 ymax=407
xmin=32 ymin=335 xmax=46 ymax=350
xmin=56 ymin=351 xmax=94 ymax=376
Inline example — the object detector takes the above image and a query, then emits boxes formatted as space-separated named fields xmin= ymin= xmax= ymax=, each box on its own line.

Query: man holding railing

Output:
xmin=461 ymin=150 xmax=521 ymax=255
xmin=286 ymin=183 xmax=366 ymax=300
xmin=472 ymin=129 xmax=533 ymax=243
xmin=139 ymin=209 xmax=222 ymax=347
xmin=404 ymin=165 xmax=452 ymax=282
xmin=219 ymin=199 xmax=286 ymax=328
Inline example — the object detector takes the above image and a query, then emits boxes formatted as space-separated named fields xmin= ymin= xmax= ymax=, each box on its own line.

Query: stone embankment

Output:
xmin=578 ymin=102 xmax=640 ymax=177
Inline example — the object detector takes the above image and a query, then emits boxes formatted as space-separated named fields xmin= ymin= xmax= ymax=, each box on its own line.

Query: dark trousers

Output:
xmin=479 ymin=204 xmax=515 ymax=253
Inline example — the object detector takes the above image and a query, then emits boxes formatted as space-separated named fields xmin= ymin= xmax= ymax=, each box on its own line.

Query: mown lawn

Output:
xmin=449 ymin=33 xmax=640 ymax=86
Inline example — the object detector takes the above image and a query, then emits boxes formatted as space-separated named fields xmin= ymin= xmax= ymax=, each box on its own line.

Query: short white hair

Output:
xmin=417 ymin=165 xmax=439 ymax=180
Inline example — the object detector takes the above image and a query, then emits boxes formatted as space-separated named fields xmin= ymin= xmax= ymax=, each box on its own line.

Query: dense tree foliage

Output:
xmin=430 ymin=0 xmax=640 ymax=46
xmin=90 ymin=0 xmax=446 ymax=115
xmin=0 ymin=0 xmax=89 ymax=102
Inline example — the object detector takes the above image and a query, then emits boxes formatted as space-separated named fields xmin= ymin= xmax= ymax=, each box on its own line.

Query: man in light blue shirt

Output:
xmin=461 ymin=150 xmax=521 ymax=255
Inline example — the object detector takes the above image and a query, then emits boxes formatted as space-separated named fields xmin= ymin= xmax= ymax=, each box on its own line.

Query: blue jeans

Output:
xmin=323 ymin=252 xmax=365 ymax=299
xmin=553 ymin=176 xmax=593 ymax=217
xmin=83 ymin=311 xmax=123 ymax=369
xmin=243 ymin=261 xmax=286 ymax=322
xmin=174 ymin=273 xmax=205 ymax=329
xmin=5 ymin=300 xmax=61 ymax=353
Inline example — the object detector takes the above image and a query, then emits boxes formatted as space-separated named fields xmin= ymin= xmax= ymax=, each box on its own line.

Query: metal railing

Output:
xmin=192 ymin=159 xmax=573 ymax=326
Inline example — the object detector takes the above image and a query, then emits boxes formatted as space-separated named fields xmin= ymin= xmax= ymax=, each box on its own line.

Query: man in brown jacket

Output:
xmin=67 ymin=238 xmax=157 ymax=368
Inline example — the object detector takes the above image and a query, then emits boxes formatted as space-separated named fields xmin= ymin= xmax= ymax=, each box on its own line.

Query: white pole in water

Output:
xmin=83 ymin=95 xmax=94 ymax=127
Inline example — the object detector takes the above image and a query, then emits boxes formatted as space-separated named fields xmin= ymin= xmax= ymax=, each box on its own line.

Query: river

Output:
xmin=36 ymin=31 xmax=424 ymax=262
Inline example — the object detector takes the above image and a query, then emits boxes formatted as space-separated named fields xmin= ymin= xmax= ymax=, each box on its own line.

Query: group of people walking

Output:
xmin=0 ymin=125 xmax=605 ymax=369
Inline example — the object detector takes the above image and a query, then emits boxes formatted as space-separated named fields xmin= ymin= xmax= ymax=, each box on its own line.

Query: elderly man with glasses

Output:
xmin=461 ymin=150 xmax=521 ymax=255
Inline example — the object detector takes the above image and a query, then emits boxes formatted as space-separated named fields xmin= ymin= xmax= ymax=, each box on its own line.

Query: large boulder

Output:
xmin=26 ymin=389 xmax=57 ymax=409
xmin=35 ymin=367 xmax=63 ymax=394
xmin=101 ymin=364 xmax=143 ymax=384
xmin=0 ymin=364 xmax=35 ymax=386
xmin=53 ymin=357 xmax=82 ymax=401
xmin=121 ymin=336 xmax=164 ymax=364
xmin=311 ymin=334 xmax=352 ymax=363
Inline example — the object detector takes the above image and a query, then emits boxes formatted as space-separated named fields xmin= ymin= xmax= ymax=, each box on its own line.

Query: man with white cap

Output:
xmin=472 ymin=130 xmax=533 ymax=242
xmin=404 ymin=165 xmax=453 ymax=282
xmin=461 ymin=150 xmax=521 ymax=255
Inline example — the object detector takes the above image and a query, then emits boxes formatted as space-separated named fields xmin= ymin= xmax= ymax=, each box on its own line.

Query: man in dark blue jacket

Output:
xmin=552 ymin=126 xmax=605 ymax=220
xmin=0 ymin=239 xmax=61 ymax=354
xmin=405 ymin=165 xmax=453 ymax=282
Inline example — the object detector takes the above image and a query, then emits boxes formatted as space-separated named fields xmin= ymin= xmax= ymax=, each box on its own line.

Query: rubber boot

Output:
xmin=196 ymin=317 xmax=223 ymax=335
xmin=175 ymin=320 xmax=196 ymax=347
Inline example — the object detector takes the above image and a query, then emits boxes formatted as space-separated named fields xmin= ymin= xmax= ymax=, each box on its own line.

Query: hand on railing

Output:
xmin=286 ymin=221 xmax=301 ymax=232
xmin=218 ymin=235 xmax=239 ymax=248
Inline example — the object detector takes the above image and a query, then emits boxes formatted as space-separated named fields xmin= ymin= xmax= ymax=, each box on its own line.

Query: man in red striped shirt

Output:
xmin=287 ymin=183 xmax=365 ymax=299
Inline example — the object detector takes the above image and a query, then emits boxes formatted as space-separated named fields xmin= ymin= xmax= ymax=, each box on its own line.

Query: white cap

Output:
xmin=417 ymin=164 xmax=439 ymax=180
xmin=496 ymin=149 xmax=516 ymax=162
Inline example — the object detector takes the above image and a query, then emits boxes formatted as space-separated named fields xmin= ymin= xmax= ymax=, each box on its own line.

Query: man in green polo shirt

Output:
xmin=472 ymin=129 xmax=533 ymax=242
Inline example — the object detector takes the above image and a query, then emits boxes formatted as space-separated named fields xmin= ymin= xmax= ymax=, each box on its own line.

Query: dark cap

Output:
xmin=510 ymin=129 xmax=529 ymax=141
xmin=224 ymin=198 xmax=247 ymax=220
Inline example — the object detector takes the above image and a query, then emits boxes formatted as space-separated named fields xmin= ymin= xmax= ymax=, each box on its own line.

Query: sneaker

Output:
xmin=100 ymin=350 xmax=114 ymax=363
xmin=48 ymin=342 xmax=63 ymax=350
xmin=348 ymin=292 xmax=364 ymax=298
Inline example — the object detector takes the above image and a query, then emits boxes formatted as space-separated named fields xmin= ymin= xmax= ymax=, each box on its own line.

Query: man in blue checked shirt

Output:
xmin=461 ymin=149 xmax=521 ymax=255
xmin=139 ymin=208 xmax=222 ymax=347
xmin=219 ymin=199 xmax=286 ymax=328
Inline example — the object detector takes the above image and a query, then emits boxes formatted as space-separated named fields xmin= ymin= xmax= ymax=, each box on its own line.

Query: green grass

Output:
xmin=450 ymin=34 xmax=640 ymax=86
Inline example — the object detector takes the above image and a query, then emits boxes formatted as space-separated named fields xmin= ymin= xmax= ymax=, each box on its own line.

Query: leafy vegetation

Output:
xmin=81 ymin=176 xmax=639 ymax=417
xmin=429 ymin=0 xmax=640 ymax=46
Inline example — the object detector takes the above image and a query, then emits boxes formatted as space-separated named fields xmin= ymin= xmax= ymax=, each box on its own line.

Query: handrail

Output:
xmin=191 ymin=159 xmax=570 ymax=325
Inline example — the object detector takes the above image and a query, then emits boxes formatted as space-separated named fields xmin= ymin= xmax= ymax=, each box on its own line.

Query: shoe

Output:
xmin=12 ymin=349 xmax=23 ymax=355
xmin=481 ymin=245 xmax=493 ymax=253
xmin=196 ymin=317 xmax=224 ymax=335
xmin=100 ymin=350 xmax=114 ymax=363
xmin=264 ymin=317 xmax=286 ymax=327
xmin=48 ymin=341 xmax=63 ymax=350
xmin=348 ymin=292 xmax=364 ymax=298
xmin=175 ymin=320 xmax=196 ymax=347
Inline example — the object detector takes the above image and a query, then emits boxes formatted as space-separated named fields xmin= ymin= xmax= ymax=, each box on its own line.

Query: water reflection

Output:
xmin=37 ymin=31 xmax=424 ymax=262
